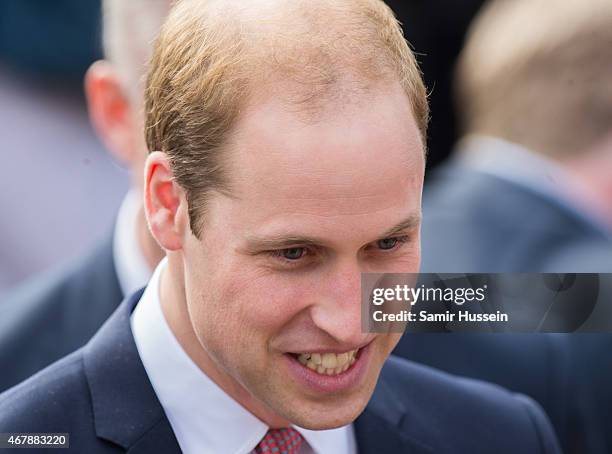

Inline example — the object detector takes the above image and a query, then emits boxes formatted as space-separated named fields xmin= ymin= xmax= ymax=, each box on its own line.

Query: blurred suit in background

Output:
xmin=0 ymin=0 xmax=168 ymax=391
xmin=396 ymin=1 xmax=612 ymax=453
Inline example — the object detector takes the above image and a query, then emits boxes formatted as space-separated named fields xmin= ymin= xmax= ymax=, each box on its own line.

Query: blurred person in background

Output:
xmin=421 ymin=0 xmax=612 ymax=272
xmin=0 ymin=0 xmax=169 ymax=391
xmin=0 ymin=0 xmax=127 ymax=294
xmin=396 ymin=1 xmax=612 ymax=453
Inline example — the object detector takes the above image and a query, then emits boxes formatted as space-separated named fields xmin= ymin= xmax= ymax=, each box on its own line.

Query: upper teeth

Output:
xmin=297 ymin=350 xmax=357 ymax=375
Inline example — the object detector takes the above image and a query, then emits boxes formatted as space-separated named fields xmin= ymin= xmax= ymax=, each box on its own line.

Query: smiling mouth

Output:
xmin=289 ymin=349 xmax=360 ymax=376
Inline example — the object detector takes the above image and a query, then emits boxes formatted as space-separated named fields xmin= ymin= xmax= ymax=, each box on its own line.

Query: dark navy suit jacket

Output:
xmin=0 ymin=290 xmax=561 ymax=454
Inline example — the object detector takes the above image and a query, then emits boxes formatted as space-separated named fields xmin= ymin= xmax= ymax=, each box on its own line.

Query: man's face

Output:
xmin=180 ymin=81 xmax=425 ymax=429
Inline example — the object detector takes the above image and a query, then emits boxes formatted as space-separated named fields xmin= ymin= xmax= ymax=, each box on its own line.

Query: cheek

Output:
xmin=218 ymin=266 xmax=313 ymax=325
xmin=188 ymin=263 xmax=312 ymax=352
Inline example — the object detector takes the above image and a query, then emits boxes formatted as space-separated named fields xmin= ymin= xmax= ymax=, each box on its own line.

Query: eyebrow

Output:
xmin=379 ymin=214 xmax=421 ymax=238
xmin=242 ymin=214 xmax=421 ymax=254
xmin=242 ymin=236 xmax=326 ymax=254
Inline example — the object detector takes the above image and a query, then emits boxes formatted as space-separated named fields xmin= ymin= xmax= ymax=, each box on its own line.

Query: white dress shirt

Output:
xmin=131 ymin=260 xmax=357 ymax=454
xmin=113 ymin=190 xmax=152 ymax=297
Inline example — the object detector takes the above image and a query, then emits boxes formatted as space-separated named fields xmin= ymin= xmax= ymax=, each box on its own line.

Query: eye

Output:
xmin=264 ymin=245 xmax=317 ymax=269
xmin=274 ymin=247 xmax=307 ymax=260
xmin=377 ymin=238 xmax=400 ymax=250
xmin=374 ymin=236 xmax=410 ymax=252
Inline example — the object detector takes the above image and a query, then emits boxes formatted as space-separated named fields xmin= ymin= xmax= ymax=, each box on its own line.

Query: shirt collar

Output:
xmin=131 ymin=259 xmax=356 ymax=454
xmin=113 ymin=189 xmax=152 ymax=297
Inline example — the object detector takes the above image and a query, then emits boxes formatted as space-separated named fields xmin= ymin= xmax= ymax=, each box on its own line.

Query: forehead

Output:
xmin=218 ymin=81 xmax=424 ymax=237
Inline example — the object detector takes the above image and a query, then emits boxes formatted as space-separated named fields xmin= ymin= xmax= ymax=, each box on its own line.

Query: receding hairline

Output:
xmin=145 ymin=0 xmax=429 ymax=236
xmin=148 ymin=0 xmax=429 ymax=138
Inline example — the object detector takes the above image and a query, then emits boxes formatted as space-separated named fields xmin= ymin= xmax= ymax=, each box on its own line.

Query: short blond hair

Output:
xmin=145 ymin=0 xmax=429 ymax=237
xmin=456 ymin=0 xmax=612 ymax=158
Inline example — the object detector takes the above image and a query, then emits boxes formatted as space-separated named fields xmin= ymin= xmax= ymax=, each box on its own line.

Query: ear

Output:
xmin=144 ymin=152 xmax=188 ymax=251
xmin=84 ymin=60 xmax=139 ymax=165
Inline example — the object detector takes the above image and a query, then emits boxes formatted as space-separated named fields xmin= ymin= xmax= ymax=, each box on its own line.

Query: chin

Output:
xmin=283 ymin=395 xmax=369 ymax=430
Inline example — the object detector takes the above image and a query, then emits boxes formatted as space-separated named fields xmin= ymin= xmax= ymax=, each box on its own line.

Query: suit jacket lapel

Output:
xmin=354 ymin=375 xmax=434 ymax=454
xmin=125 ymin=418 xmax=182 ymax=454
xmin=83 ymin=290 xmax=181 ymax=453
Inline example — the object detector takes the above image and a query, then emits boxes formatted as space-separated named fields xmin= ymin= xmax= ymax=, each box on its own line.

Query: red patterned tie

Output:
xmin=254 ymin=428 xmax=304 ymax=454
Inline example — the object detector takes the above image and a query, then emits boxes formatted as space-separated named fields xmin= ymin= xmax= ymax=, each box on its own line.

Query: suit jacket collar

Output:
xmin=82 ymin=291 xmax=432 ymax=453
xmin=354 ymin=369 xmax=434 ymax=454
xmin=83 ymin=289 xmax=181 ymax=453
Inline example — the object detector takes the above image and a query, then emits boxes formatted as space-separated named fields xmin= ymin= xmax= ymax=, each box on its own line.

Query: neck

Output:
xmin=159 ymin=259 xmax=291 ymax=428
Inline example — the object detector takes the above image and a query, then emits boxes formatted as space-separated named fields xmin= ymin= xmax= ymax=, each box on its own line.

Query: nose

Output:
xmin=309 ymin=260 xmax=371 ymax=348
